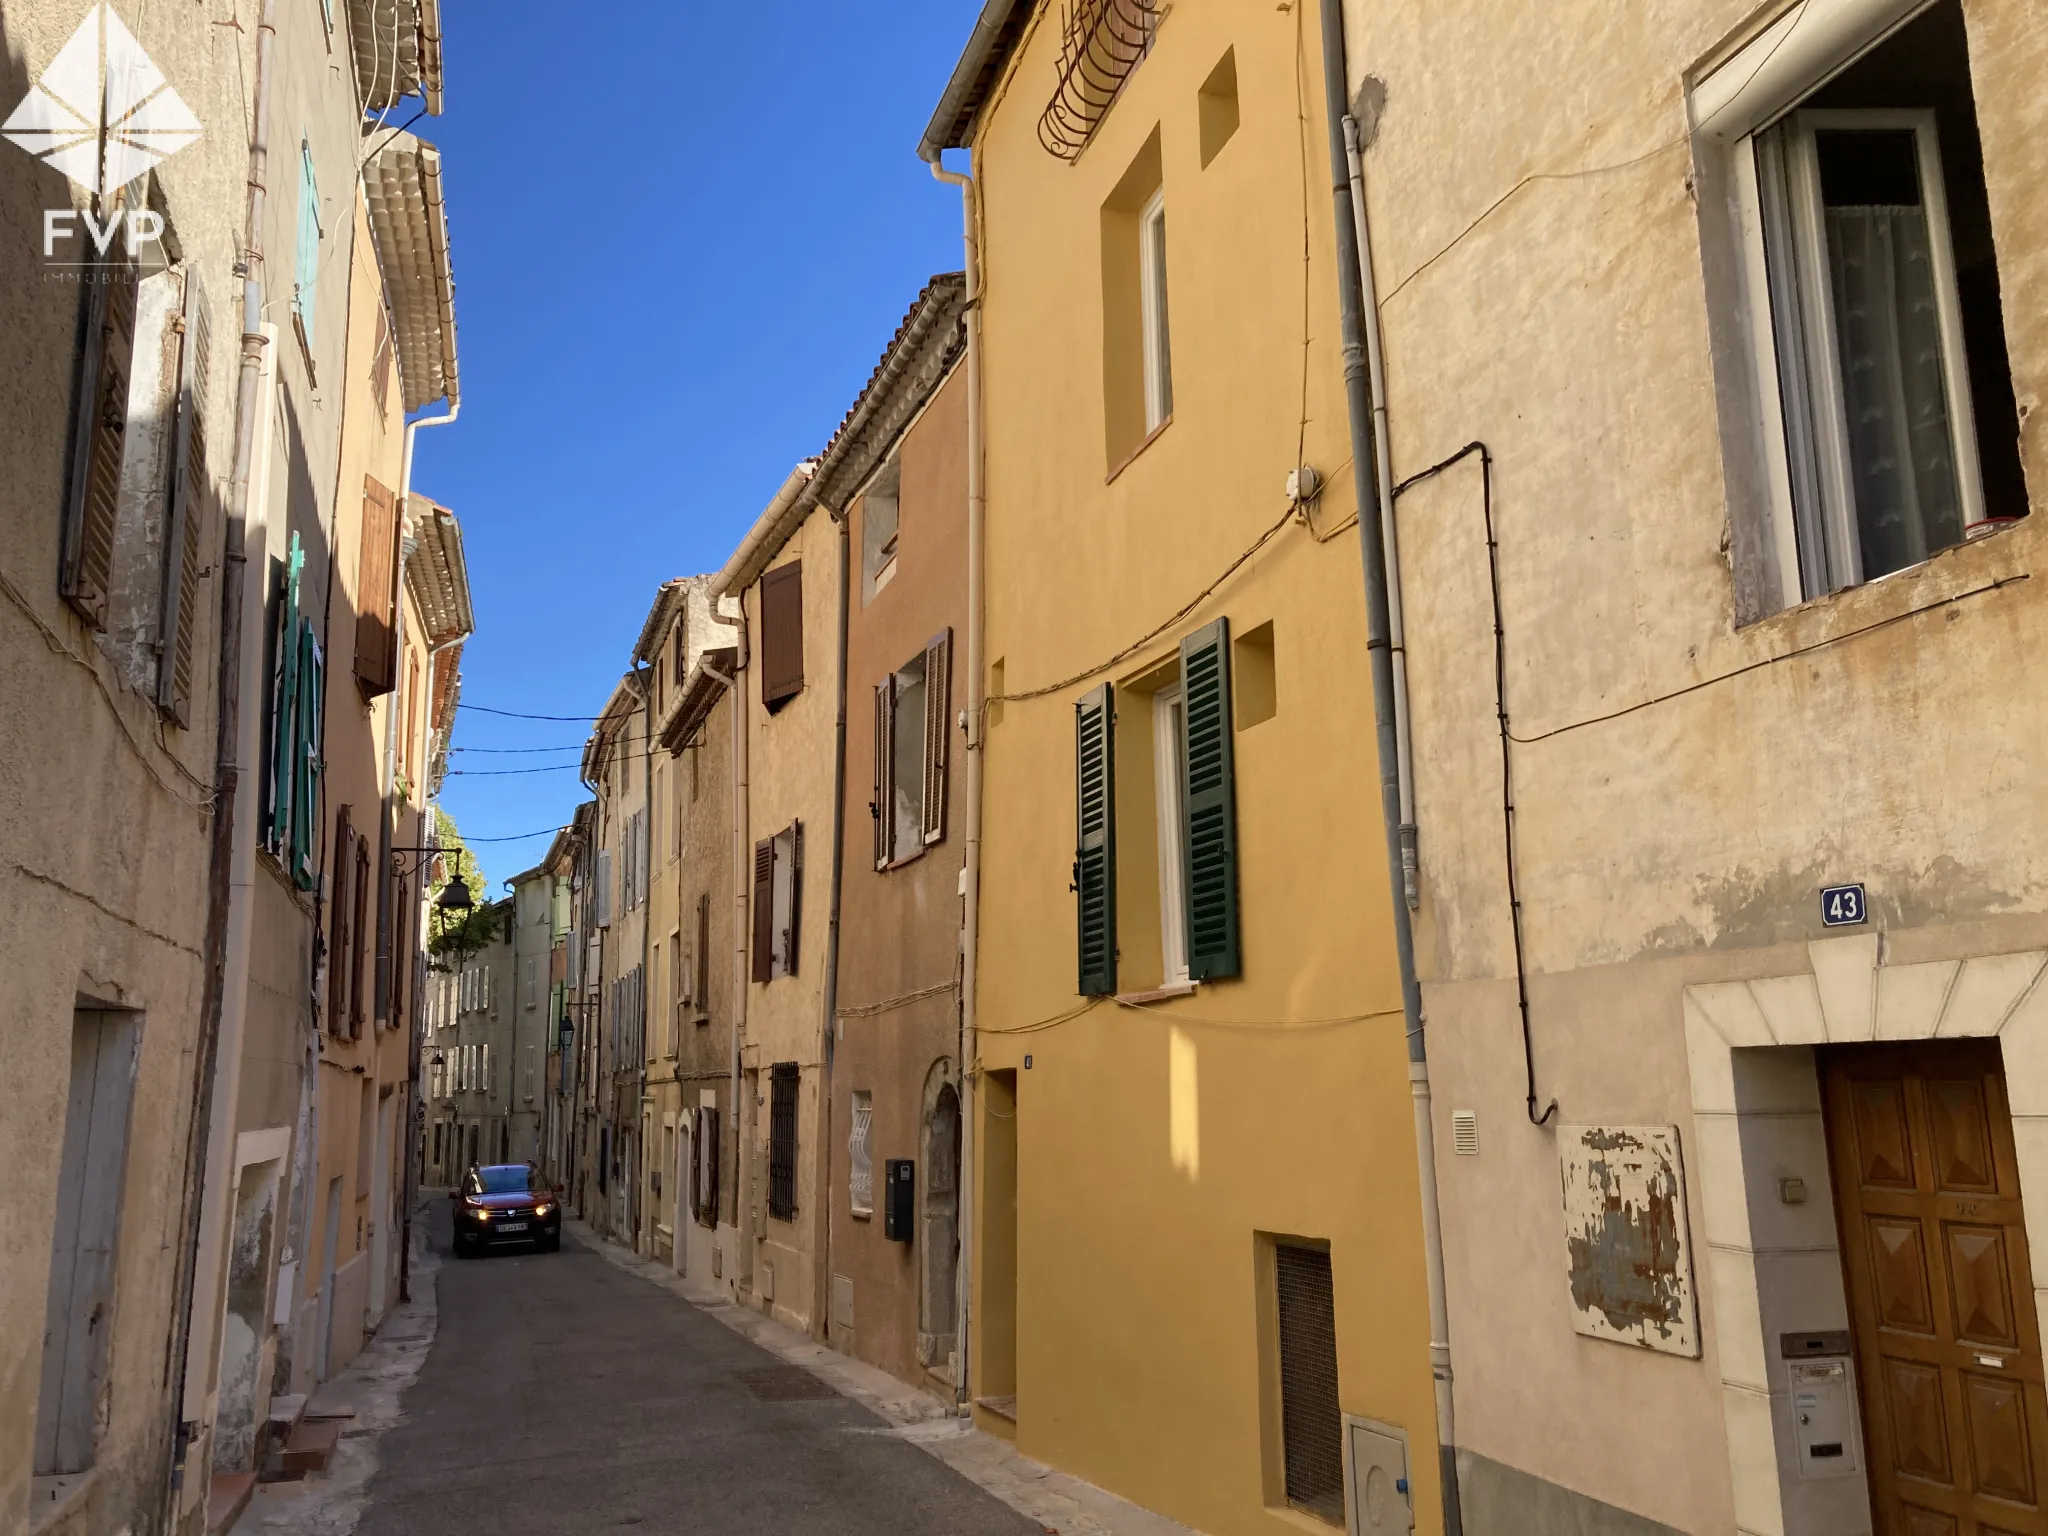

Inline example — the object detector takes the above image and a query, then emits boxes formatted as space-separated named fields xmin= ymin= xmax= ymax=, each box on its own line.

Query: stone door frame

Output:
xmin=1685 ymin=935 xmax=2048 ymax=1535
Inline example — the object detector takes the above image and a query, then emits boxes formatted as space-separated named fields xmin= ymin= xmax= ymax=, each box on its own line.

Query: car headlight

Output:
xmin=533 ymin=1203 xmax=554 ymax=1218
xmin=466 ymin=1206 xmax=489 ymax=1220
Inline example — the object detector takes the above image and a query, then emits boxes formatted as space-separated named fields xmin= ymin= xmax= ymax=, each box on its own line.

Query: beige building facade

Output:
xmin=1336 ymin=0 xmax=2048 ymax=1529
xmin=719 ymin=468 xmax=838 ymax=1336
xmin=825 ymin=279 xmax=972 ymax=1393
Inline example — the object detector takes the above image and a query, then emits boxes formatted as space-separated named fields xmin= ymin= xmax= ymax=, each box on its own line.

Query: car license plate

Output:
xmin=498 ymin=1221 xmax=528 ymax=1232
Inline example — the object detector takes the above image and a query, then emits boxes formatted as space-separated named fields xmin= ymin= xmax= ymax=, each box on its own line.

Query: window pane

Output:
xmin=892 ymin=655 xmax=927 ymax=861
xmin=1819 ymin=129 xmax=1962 ymax=577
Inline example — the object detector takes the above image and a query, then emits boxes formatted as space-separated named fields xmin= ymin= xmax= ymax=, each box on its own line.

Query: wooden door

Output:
xmin=1823 ymin=1040 xmax=2048 ymax=1534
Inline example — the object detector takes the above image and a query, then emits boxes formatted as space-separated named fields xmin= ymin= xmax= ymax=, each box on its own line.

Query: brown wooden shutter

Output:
xmin=758 ymin=561 xmax=804 ymax=707
xmin=922 ymin=629 xmax=952 ymax=846
xmin=352 ymin=832 xmax=371 ymax=1035
xmin=787 ymin=819 xmax=804 ymax=975
xmin=873 ymin=679 xmax=893 ymax=869
xmin=158 ymin=268 xmax=213 ymax=724
xmin=61 ymin=258 xmax=140 ymax=629
xmin=695 ymin=892 xmax=711 ymax=1013
xmin=751 ymin=838 xmax=775 ymax=982
xmin=329 ymin=807 xmax=354 ymax=1035
xmin=354 ymin=477 xmax=399 ymax=696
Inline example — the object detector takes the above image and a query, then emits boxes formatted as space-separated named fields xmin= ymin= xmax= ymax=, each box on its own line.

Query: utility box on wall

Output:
xmin=884 ymin=1158 xmax=915 ymax=1242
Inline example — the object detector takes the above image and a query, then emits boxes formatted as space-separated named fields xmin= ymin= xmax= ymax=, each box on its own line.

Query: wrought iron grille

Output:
xmin=1275 ymin=1242 xmax=1344 ymax=1523
xmin=768 ymin=1062 xmax=799 ymax=1220
xmin=1038 ymin=0 xmax=1162 ymax=161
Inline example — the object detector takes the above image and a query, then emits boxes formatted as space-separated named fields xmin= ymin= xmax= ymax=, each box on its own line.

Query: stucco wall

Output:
xmin=739 ymin=506 xmax=841 ymax=1334
xmin=1337 ymin=0 xmax=2048 ymax=1527
xmin=968 ymin=1 xmax=1442 ymax=1531
xmin=834 ymin=364 xmax=970 ymax=1389
xmin=0 ymin=0 xmax=256 ymax=1520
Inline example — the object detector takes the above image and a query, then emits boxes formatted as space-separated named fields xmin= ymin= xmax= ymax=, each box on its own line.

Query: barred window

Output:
xmin=768 ymin=1062 xmax=799 ymax=1220
xmin=849 ymin=1091 xmax=874 ymax=1216
xmin=1275 ymin=1242 xmax=1343 ymax=1524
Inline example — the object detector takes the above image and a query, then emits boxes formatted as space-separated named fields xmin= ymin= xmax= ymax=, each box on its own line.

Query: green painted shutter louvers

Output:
xmin=266 ymin=535 xmax=304 ymax=852
xmin=292 ymin=625 xmax=324 ymax=890
xmin=1074 ymin=683 xmax=1117 ymax=997
xmin=1180 ymin=618 xmax=1240 ymax=980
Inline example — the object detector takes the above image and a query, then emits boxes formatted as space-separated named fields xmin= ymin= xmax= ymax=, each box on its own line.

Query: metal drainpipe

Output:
xmin=705 ymin=620 xmax=748 ymax=1279
xmin=809 ymin=504 xmax=850 ymax=1343
xmin=928 ymin=154 xmax=982 ymax=1414
xmin=377 ymin=402 xmax=458 ymax=1023
xmin=634 ymin=664 xmax=652 ymax=1252
xmin=163 ymin=1 xmax=276 ymax=1509
xmin=399 ymin=628 xmax=463 ymax=1303
xmin=1343 ymin=116 xmax=1418 ymax=913
xmin=1316 ymin=2 xmax=1462 ymax=1530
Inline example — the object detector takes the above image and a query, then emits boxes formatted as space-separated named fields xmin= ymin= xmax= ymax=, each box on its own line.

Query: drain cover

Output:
xmin=735 ymin=1367 xmax=840 ymax=1402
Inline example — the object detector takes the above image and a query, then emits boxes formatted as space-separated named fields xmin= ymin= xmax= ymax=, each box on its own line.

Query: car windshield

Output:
xmin=476 ymin=1166 xmax=531 ymax=1194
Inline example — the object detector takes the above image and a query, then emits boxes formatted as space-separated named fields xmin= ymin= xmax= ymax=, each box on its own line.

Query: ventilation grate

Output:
xmin=1452 ymin=1110 xmax=1480 ymax=1156
xmin=1275 ymin=1243 xmax=1344 ymax=1523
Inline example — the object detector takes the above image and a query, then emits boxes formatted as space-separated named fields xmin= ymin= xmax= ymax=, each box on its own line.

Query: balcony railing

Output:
xmin=1038 ymin=0 xmax=1161 ymax=161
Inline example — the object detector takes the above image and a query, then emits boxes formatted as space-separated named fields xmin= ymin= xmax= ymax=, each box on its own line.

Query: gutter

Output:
xmin=926 ymin=154 xmax=984 ymax=1414
xmin=1316 ymin=3 xmax=1462 ymax=1530
xmin=917 ymin=0 xmax=1027 ymax=165
xmin=714 ymin=463 xmax=819 ymax=600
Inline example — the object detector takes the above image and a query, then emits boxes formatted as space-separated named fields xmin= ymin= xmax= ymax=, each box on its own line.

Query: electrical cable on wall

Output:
xmin=1391 ymin=441 xmax=1554 ymax=1126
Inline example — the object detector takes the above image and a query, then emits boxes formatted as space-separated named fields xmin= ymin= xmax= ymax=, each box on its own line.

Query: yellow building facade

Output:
xmin=926 ymin=3 xmax=1445 ymax=1531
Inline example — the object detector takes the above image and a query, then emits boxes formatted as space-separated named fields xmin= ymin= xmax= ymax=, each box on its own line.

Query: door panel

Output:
xmin=1823 ymin=1040 xmax=2048 ymax=1534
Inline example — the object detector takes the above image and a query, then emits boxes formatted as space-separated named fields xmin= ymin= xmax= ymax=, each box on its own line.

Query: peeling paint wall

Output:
xmin=1559 ymin=1126 xmax=1696 ymax=1357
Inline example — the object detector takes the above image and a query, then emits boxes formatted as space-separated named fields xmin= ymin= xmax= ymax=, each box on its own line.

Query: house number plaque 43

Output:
xmin=1820 ymin=884 xmax=1867 ymax=927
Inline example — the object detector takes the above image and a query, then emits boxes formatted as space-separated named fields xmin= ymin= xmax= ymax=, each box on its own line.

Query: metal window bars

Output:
xmin=1038 ymin=0 xmax=1162 ymax=162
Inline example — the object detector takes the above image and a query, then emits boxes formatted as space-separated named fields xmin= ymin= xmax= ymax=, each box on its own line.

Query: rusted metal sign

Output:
xmin=1560 ymin=1124 xmax=1699 ymax=1357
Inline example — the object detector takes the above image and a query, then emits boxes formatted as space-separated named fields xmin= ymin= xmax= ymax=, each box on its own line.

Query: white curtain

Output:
xmin=1825 ymin=203 xmax=1962 ymax=577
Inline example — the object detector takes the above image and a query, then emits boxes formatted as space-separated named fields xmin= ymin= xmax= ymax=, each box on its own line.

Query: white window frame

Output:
xmin=1753 ymin=108 xmax=1983 ymax=593
xmin=1153 ymin=684 xmax=1189 ymax=986
xmin=1139 ymin=187 xmax=1173 ymax=433
xmin=1692 ymin=0 xmax=1990 ymax=607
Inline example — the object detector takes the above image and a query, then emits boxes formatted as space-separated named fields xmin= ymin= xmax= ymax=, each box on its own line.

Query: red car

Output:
xmin=451 ymin=1163 xmax=561 ymax=1256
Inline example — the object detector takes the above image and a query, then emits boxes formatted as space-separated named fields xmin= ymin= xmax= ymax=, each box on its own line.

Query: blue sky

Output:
xmin=412 ymin=3 xmax=976 ymax=892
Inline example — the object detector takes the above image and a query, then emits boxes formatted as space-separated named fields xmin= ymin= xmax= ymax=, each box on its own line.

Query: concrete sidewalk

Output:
xmin=230 ymin=1219 xmax=442 ymax=1536
xmin=570 ymin=1219 xmax=1203 ymax=1536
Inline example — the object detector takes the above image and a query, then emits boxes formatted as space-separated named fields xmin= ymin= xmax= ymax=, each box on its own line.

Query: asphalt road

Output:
xmin=353 ymin=1201 xmax=1042 ymax=1536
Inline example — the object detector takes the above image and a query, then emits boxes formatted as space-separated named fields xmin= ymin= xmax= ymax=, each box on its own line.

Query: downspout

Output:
xmin=928 ymin=154 xmax=982 ymax=1413
xmin=1343 ymin=116 xmax=1417 ymax=913
xmin=398 ymin=627 xmax=464 ymax=1302
xmin=166 ymin=1 xmax=277 ymax=1505
xmin=636 ymin=664 xmax=653 ymax=1254
xmin=1316 ymin=4 xmax=1462 ymax=1532
xmin=812 ymin=505 xmax=851 ymax=1342
xmin=701 ymin=642 xmax=746 ymax=1276
xmin=375 ymin=401 xmax=457 ymax=1021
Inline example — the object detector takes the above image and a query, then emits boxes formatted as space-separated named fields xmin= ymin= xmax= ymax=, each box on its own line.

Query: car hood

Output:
xmin=469 ymin=1192 xmax=551 ymax=1210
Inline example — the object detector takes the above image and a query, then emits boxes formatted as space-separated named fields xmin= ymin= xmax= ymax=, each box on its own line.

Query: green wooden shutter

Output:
xmin=291 ymin=624 xmax=323 ymax=889
xmin=1180 ymin=619 xmax=1240 ymax=979
xmin=1074 ymin=684 xmax=1117 ymax=997
xmin=266 ymin=536 xmax=304 ymax=852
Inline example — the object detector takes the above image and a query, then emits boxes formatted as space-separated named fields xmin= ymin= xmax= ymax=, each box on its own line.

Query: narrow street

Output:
xmin=338 ymin=1201 xmax=1041 ymax=1536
